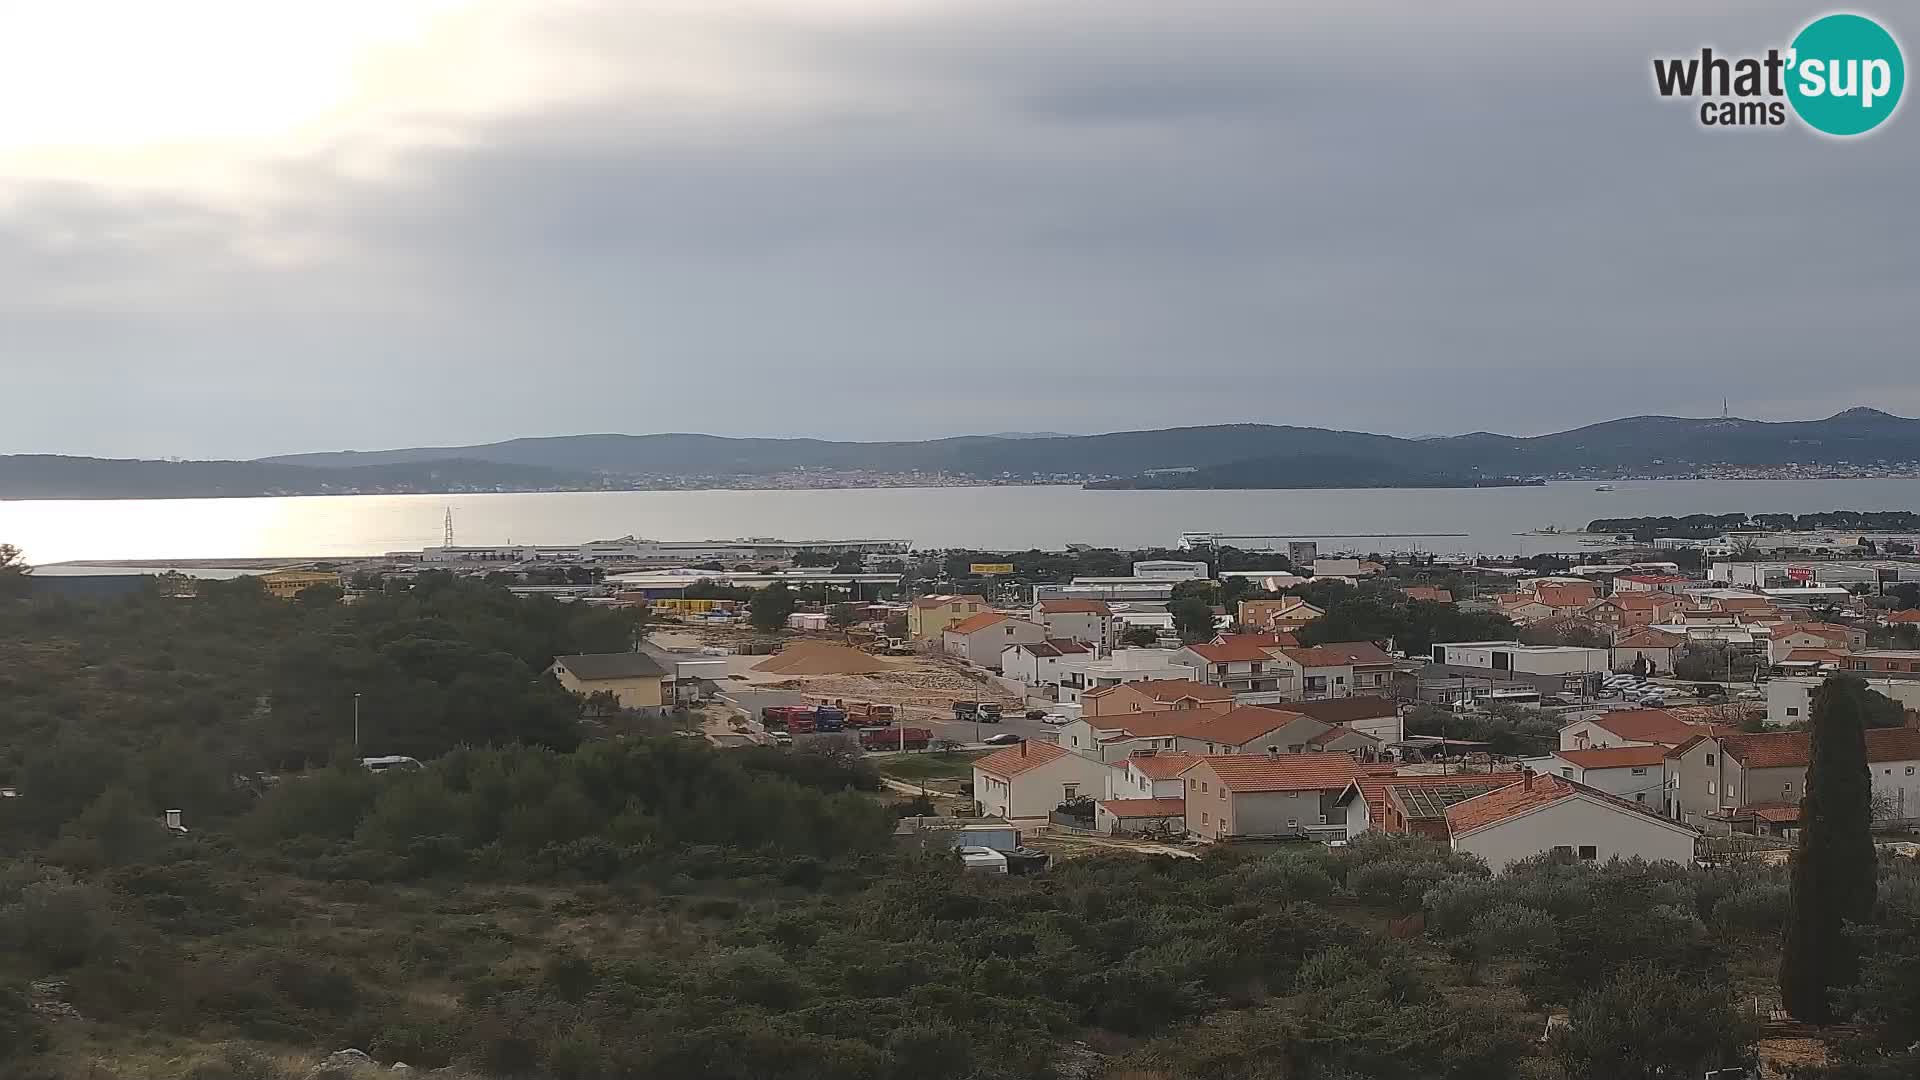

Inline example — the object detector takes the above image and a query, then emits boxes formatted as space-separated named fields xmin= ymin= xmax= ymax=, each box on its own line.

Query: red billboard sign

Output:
xmin=1787 ymin=566 xmax=1814 ymax=582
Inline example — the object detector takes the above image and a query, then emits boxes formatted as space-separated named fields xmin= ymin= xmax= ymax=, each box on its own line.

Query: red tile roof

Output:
xmin=1586 ymin=709 xmax=1693 ymax=744
xmin=1187 ymin=752 xmax=1360 ymax=793
xmin=1282 ymin=641 xmax=1394 ymax=667
xmin=1184 ymin=706 xmax=1314 ymax=747
xmin=1733 ymin=802 xmax=1801 ymax=824
xmin=946 ymin=612 xmax=1009 ymax=635
xmin=1771 ymin=622 xmax=1853 ymax=640
xmin=1084 ymin=678 xmax=1233 ymax=704
xmin=1402 ymin=586 xmax=1454 ymax=603
xmin=1444 ymin=772 xmax=1688 ymax=836
xmin=1097 ymin=797 xmax=1187 ymax=818
xmin=1554 ymin=745 xmax=1670 ymax=769
xmin=1308 ymin=726 xmax=1378 ymax=747
xmin=1343 ymin=770 xmax=1525 ymax=829
xmin=1887 ymin=610 xmax=1920 ymax=624
xmin=1038 ymin=599 xmax=1112 ymax=615
xmin=974 ymin=739 xmax=1072 ymax=779
xmin=1536 ymin=583 xmax=1600 ymax=608
xmin=1123 ymin=751 xmax=1201 ymax=779
xmin=1187 ymin=636 xmax=1286 ymax=663
xmin=1868 ymin=727 xmax=1920 ymax=762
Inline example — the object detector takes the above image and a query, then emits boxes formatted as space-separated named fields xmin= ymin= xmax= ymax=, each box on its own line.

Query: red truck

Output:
xmin=860 ymin=727 xmax=930 ymax=752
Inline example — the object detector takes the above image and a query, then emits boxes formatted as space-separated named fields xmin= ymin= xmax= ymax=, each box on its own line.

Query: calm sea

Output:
xmin=6 ymin=479 xmax=1920 ymax=566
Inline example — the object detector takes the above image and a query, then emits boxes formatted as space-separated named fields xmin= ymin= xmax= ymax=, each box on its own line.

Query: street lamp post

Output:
xmin=353 ymin=693 xmax=362 ymax=752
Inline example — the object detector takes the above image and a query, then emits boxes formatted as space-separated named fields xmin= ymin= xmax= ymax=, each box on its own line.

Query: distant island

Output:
xmin=9 ymin=407 xmax=1920 ymax=498
xmin=1587 ymin=510 xmax=1920 ymax=538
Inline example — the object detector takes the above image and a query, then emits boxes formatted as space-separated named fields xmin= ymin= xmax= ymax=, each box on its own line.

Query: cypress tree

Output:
xmin=1779 ymin=674 xmax=1879 ymax=1022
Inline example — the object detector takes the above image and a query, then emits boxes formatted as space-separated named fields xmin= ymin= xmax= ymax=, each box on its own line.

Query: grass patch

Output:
xmin=875 ymin=750 xmax=988 ymax=783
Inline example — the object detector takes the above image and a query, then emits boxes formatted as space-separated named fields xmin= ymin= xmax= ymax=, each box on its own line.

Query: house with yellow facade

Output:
xmin=258 ymin=569 xmax=342 ymax=600
xmin=906 ymin=594 xmax=990 ymax=641
xmin=550 ymin=652 xmax=670 ymax=714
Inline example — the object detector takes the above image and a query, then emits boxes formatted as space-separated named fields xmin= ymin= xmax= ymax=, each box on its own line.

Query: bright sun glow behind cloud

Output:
xmin=0 ymin=0 xmax=641 ymax=195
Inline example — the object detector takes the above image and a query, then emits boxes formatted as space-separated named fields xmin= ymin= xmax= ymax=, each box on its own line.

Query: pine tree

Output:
xmin=1779 ymin=674 xmax=1879 ymax=1022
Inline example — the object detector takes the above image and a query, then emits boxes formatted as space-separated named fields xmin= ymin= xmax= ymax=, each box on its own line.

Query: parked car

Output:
xmin=1025 ymin=709 xmax=1048 ymax=722
xmin=982 ymin=733 xmax=1024 ymax=746
xmin=1041 ymin=713 xmax=1073 ymax=726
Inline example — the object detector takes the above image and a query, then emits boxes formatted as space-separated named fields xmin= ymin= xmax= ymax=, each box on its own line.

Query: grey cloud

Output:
xmin=1 ymin=0 xmax=1916 ymax=456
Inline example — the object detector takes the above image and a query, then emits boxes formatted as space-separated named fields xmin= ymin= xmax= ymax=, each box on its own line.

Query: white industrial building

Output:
xmin=1429 ymin=641 xmax=1609 ymax=676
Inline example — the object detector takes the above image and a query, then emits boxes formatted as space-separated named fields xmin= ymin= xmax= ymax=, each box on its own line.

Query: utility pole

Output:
xmin=353 ymin=693 xmax=362 ymax=752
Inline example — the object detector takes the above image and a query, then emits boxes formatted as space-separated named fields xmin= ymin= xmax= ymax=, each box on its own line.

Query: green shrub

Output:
xmin=1712 ymin=881 xmax=1789 ymax=935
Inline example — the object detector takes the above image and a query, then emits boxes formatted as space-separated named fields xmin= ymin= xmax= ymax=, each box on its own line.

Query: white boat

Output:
xmin=1593 ymin=484 xmax=1615 ymax=492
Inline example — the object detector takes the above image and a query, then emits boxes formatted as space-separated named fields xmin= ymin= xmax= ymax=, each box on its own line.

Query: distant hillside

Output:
xmin=12 ymin=408 xmax=1920 ymax=497
xmin=1086 ymin=453 xmax=1541 ymax=490
xmin=0 ymin=456 xmax=601 ymax=500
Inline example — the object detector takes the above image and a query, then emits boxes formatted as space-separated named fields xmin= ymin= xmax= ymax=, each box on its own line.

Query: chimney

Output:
xmin=1019 ymin=742 xmax=1027 ymax=758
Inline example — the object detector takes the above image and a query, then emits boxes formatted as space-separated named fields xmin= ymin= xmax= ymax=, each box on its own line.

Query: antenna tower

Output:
xmin=444 ymin=507 xmax=455 ymax=548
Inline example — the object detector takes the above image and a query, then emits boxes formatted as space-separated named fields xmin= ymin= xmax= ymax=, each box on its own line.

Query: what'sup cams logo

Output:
xmin=1653 ymin=12 xmax=1904 ymax=135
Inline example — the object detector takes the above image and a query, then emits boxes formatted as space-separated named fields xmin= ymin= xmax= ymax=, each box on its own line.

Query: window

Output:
xmin=1286 ymin=819 xmax=1297 ymax=829
xmin=1783 ymin=782 xmax=1793 ymax=794
xmin=1063 ymin=784 xmax=1077 ymax=800
xmin=1631 ymin=767 xmax=1647 ymax=776
xmin=1908 ymin=767 xmax=1915 ymax=776
xmin=1319 ymin=813 xmax=1328 ymax=824
xmin=1707 ymin=780 xmax=1716 ymax=795
xmin=1201 ymin=811 xmax=1209 ymax=825
xmin=1578 ymin=845 xmax=1598 ymax=861
xmin=1559 ymin=767 xmax=1573 ymax=778
xmin=1635 ymin=793 xmax=1646 ymax=803
xmin=1552 ymin=845 xmax=1573 ymax=856
xmin=1705 ymin=754 xmax=1715 ymax=766
xmin=1201 ymin=781 xmax=1209 ymax=793
xmin=1787 ymin=707 xmax=1800 ymax=717
xmin=1218 ymin=788 xmax=1225 ymax=801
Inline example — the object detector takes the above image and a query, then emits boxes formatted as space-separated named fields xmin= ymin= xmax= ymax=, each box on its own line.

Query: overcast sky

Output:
xmin=2 ymin=1 xmax=1915 ymax=458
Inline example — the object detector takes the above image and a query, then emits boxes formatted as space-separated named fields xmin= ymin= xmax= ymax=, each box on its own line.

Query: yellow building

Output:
xmin=550 ymin=652 xmax=670 ymax=713
xmin=906 ymin=593 xmax=990 ymax=641
xmin=258 ymin=569 xmax=342 ymax=600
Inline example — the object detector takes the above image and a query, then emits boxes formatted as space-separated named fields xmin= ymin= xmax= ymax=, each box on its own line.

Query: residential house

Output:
xmin=1884 ymin=609 xmax=1920 ymax=627
xmin=1079 ymin=678 xmax=1233 ymax=719
xmin=1237 ymin=597 xmax=1325 ymax=633
xmin=1174 ymin=636 xmax=1298 ymax=695
xmin=1558 ymin=708 xmax=1720 ymax=752
xmin=1279 ymin=642 xmax=1396 ymax=699
xmin=1584 ymin=592 xmax=1681 ymax=637
xmin=1842 ymin=650 xmax=1920 ymax=675
xmin=943 ymin=613 xmax=1045 ymax=669
xmin=1612 ymin=574 xmax=1694 ymax=595
xmin=1401 ymin=585 xmax=1454 ymax=604
xmin=1180 ymin=753 xmax=1362 ymax=841
xmin=1281 ymin=695 xmax=1405 ymax=744
xmin=1493 ymin=594 xmax=1558 ymax=625
xmin=1071 ymin=648 xmax=1200 ymax=701
xmin=999 ymin=639 xmax=1092 ymax=689
xmin=259 ymin=569 xmax=342 ymax=599
xmin=1767 ymin=622 xmax=1867 ymax=665
xmin=907 ymin=594 xmax=989 ymax=641
xmin=1336 ymin=770 xmax=1524 ymax=838
xmin=1105 ymin=750 xmax=1200 ymax=800
xmin=1535 ymin=745 xmax=1669 ymax=807
xmin=971 ymin=740 xmax=1113 ymax=820
xmin=1058 ymin=711 xmax=1195 ymax=761
xmin=1444 ymin=772 xmax=1700 ymax=872
xmin=1094 ymin=797 xmax=1188 ymax=835
xmin=1173 ymin=707 xmax=1335 ymax=756
xmin=1313 ymin=558 xmax=1372 ymax=577
xmin=1768 ymin=674 xmax=1920 ymax=727
xmin=550 ymin=652 xmax=670 ymax=712
xmin=1032 ymin=599 xmax=1117 ymax=649
xmin=1665 ymin=727 xmax=1920 ymax=828
xmin=1611 ymin=629 xmax=1686 ymax=674
xmin=1533 ymin=581 xmax=1600 ymax=612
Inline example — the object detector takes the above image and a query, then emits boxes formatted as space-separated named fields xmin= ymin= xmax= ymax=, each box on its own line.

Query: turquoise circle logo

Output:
xmin=1786 ymin=14 xmax=1904 ymax=135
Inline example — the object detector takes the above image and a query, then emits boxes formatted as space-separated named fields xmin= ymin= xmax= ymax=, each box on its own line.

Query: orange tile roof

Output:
xmin=1187 ymin=636 xmax=1286 ymax=663
xmin=1282 ymin=641 xmax=1394 ymax=667
xmin=974 ymin=739 xmax=1072 ymax=779
xmin=1713 ymin=596 xmax=1775 ymax=610
xmin=1555 ymin=745 xmax=1670 ymax=769
xmin=1782 ymin=648 xmax=1846 ymax=664
xmin=1718 ymin=731 xmax=1809 ymax=768
xmin=1184 ymin=706 xmax=1314 ymax=747
xmin=1887 ymin=610 xmax=1920 ymax=623
xmin=1771 ymin=622 xmax=1853 ymax=640
xmin=1401 ymin=586 xmax=1454 ymax=603
xmin=1187 ymin=752 xmax=1359 ymax=793
xmin=1536 ymin=583 xmax=1599 ymax=608
xmin=1738 ymin=803 xmax=1802 ymax=823
xmin=1097 ymin=797 xmax=1187 ymax=818
xmin=1867 ymin=727 xmax=1920 ymax=762
xmin=1085 ymin=678 xmax=1233 ymax=704
xmin=1038 ymin=599 xmax=1112 ymax=615
xmin=945 ymin=612 xmax=1009 ymax=635
xmin=1343 ymin=769 xmax=1525 ymax=827
xmin=1444 ymin=772 xmax=1685 ymax=836
xmin=1587 ymin=709 xmax=1696 ymax=745
xmin=1123 ymin=751 xmax=1202 ymax=779
xmin=1308 ymin=726 xmax=1377 ymax=747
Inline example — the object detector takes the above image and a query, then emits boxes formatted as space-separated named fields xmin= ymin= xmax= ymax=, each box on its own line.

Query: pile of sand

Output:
xmin=752 ymin=641 xmax=890 ymax=676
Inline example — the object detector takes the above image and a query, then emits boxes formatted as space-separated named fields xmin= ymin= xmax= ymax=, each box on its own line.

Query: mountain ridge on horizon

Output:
xmin=5 ymin=408 xmax=1918 ymax=499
